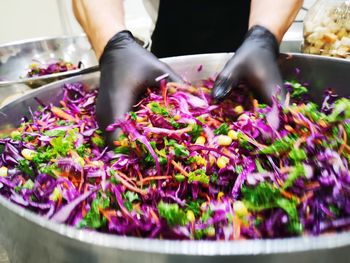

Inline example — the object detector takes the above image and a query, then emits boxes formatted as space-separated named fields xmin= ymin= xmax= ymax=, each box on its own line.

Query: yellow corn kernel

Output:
xmin=217 ymin=156 xmax=229 ymax=169
xmin=217 ymin=191 xmax=224 ymax=201
xmin=0 ymin=167 xmax=8 ymax=177
xmin=136 ymin=116 xmax=146 ymax=123
xmin=228 ymin=130 xmax=238 ymax=140
xmin=209 ymin=155 xmax=216 ymax=167
xmin=21 ymin=149 xmax=36 ymax=161
xmin=120 ymin=139 xmax=129 ymax=147
xmin=233 ymin=201 xmax=248 ymax=217
xmin=217 ymin=135 xmax=232 ymax=146
xmin=75 ymin=156 xmax=85 ymax=167
xmin=234 ymin=105 xmax=244 ymax=115
xmin=91 ymin=160 xmax=103 ymax=167
xmin=187 ymin=210 xmax=195 ymax=222
xmin=10 ymin=130 xmax=21 ymax=139
xmin=195 ymin=156 xmax=207 ymax=166
xmin=205 ymin=226 xmax=216 ymax=237
xmin=50 ymin=187 xmax=61 ymax=202
xmin=173 ymin=114 xmax=181 ymax=121
xmin=195 ymin=136 xmax=206 ymax=145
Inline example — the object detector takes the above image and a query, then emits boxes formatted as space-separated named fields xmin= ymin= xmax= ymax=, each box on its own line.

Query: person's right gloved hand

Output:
xmin=98 ymin=30 xmax=182 ymax=145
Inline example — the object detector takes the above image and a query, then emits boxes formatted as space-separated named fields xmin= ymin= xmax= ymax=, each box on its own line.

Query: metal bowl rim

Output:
xmin=0 ymin=34 xmax=149 ymax=86
xmin=0 ymin=34 xmax=93 ymax=86
xmin=0 ymin=52 xmax=350 ymax=256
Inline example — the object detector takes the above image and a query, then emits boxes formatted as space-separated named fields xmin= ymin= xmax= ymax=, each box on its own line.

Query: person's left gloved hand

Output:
xmin=212 ymin=25 xmax=284 ymax=105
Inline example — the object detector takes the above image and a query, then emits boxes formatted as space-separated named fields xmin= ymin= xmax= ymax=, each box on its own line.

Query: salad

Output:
xmin=0 ymin=77 xmax=349 ymax=240
xmin=26 ymin=60 xmax=80 ymax=78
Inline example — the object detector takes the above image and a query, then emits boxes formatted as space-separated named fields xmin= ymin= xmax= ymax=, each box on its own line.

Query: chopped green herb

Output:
xmin=188 ymin=124 xmax=203 ymax=142
xmin=44 ymin=129 xmax=66 ymax=137
xmin=283 ymin=164 xmax=305 ymax=189
xmin=17 ymin=159 xmax=35 ymax=178
xmin=260 ymin=135 xmax=297 ymax=155
xmin=114 ymin=146 xmax=130 ymax=155
xmin=92 ymin=135 xmax=104 ymax=147
xmin=130 ymin=111 xmax=138 ymax=120
xmin=186 ymin=200 xmax=202 ymax=216
xmin=242 ymin=182 xmax=302 ymax=234
xmin=188 ymin=169 xmax=209 ymax=184
xmin=80 ymin=194 xmax=110 ymax=229
xmin=149 ymin=102 xmax=169 ymax=117
xmin=201 ymin=207 xmax=213 ymax=222
xmin=169 ymin=118 xmax=180 ymax=129
xmin=288 ymin=148 xmax=307 ymax=163
xmin=327 ymin=98 xmax=350 ymax=122
xmin=175 ymin=174 xmax=185 ymax=182
xmin=214 ymin=123 xmax=229 ymax=135
xmin=124 ymin=191 xmax=139 ymax=212
xmin=235 ymin=165 xmax=243 ymax=174
xmin=157 ymin=201 xmax=188 ymax=226
xmin=167 ymin=140 xmax=189 ymax=157
xmin=210 ymin=173 xmax=218 ymax=183
xmin=287 ymin=81 xmax=308 ymax=98
xmin=255 ymin=159 xmax=265 ymax=173
xmin=23 ymin=179 xmax=34 ymax=190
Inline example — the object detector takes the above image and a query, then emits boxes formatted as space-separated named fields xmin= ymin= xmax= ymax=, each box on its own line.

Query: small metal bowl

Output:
xmin=0 ymin=35 xmax=98 ymax=88
xmin=0 ymin=34 xmax=148 ymax=105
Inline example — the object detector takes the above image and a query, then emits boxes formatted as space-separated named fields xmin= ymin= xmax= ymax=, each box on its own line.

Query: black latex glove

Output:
xmin=212 ymin=25 xmax=284 ymax=105
xmin=98 ymin=30 xmax=182 ymax=145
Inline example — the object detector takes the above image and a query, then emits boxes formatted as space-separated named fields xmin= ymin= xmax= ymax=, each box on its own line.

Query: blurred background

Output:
xmin=0 ymin=0 xmax=316 ymax=47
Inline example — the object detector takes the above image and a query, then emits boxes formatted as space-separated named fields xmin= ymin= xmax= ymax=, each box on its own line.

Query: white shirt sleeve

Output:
xmin=124 ymin=0 xmax=159 ymax=44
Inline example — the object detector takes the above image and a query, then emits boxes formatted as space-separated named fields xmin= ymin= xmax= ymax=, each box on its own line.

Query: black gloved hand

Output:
xmin=98 ymin=30 xmax=182 ymax=145
xmin=212 ymin=25 xmax=284 ymax=105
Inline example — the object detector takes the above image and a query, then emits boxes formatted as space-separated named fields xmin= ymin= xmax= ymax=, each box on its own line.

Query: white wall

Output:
xmin=0 ymin=0 xmax=64 ymax=44
xmin=0 ymin=0 xmax=153 ymax=45
xmin=0 ymin=0 xmax=317 ymax=45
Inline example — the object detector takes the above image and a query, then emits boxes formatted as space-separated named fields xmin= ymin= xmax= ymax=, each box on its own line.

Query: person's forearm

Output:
xmin=249 ymin=0 xmax=303 ymax=43
xmin=72 ymin=0 xmax=126 ymax=59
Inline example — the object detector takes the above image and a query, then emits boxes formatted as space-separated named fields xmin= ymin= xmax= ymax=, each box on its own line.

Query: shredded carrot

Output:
xmin=137 ymin=175 xmax=172 ymax=185
xmin=300 ymin=191 xmax=314 ymax=203
xmin=60 ymin=100 xmax=67 ymax=108
xmin=99 ymin=208 xmax=117 ymax=222
xmin=338 ymin=124 xmax=347 ymax=154
xmin=114 ymin=170 xmax=137 ymax=186
xmin=114 ymin=171 xmax=146 ymax=195
xmin=232 ymin=215 xmax=241 ymax=240
xmin=51 ymin=106 xmax=77 ymax=122
xmin=56 ymin=194 xmax=62 ymax=209
xmin=305 ymin=181 xmax=320 ymax=189
xmin=171 ymin=160 xmax=189 ymax=177
xmin=80 ymin=122 xmax=85 ymax=133
xmin=149 ymin=208 xmax=159 ymax=223
xmin=294 ymin=136 xmax=307 ymax=149
xmin=280 ymin=190 xmax=300 ymax=203
xmin=136 ymin=169 xmax=144 ymax=181
xmin=284 ymin=125 xmax=296 ymax=133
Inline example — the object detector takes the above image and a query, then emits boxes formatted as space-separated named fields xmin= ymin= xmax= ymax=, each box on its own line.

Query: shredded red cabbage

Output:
xmin=0 ymin=78 xmax=350 ymax=240
xmin=26 ymin=61 xmax=79 ymax=78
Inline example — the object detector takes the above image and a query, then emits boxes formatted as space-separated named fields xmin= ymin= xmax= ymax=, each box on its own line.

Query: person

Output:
xmin=72 ymin=0 xmax=303 ymax=144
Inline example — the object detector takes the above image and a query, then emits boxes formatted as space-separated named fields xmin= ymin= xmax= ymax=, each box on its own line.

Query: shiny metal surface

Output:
xmin=0 ymin=34 xmax=147 ymax=87
xmin=0 ymin=35 xmax=97 ymax=88
xmin=0 ymin=53 xmax=350 ymax=263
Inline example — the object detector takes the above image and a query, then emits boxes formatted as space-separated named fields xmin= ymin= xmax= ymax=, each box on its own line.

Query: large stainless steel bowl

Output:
xmin=0 ymin=53 xmax=350 ymax=263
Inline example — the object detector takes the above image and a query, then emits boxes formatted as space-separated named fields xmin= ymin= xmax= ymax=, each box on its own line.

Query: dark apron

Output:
xmin=151 ymin=0 xmax=251 ymax=58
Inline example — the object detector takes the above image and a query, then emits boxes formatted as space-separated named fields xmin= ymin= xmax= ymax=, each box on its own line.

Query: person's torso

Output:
xmin=150 ymin=0 xmax=251 ymax=57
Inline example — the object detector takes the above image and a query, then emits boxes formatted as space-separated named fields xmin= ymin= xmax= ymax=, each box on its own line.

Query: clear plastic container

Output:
xmin=303 ymin=0 xmax=350 ymax=59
